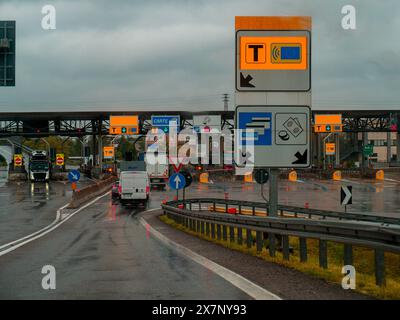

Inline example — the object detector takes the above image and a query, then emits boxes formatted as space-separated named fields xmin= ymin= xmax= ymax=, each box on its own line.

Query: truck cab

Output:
xmin=29 ymin=150 xmax=50 ymax=182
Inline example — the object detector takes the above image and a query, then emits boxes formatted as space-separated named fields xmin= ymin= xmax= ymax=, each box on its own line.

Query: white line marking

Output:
xmin=0 ymin=191 xmax=111 ymax=257
xmin=139 ymin=212 xmax=281 ymax=300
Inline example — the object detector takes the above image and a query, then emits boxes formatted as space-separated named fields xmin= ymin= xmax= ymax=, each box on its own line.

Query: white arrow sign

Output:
xmin=341 ymin=186 xmax=352 ymax=206
xmin=174 ymin=175 xmax=181 ymax=189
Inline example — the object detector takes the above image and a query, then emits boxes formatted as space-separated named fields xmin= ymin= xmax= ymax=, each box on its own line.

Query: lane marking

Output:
xmin=0 ymin=202 xmax=67 ymax=251
xmin=139 ymin=211 xmax=281 ymax=300
xmin=0 ymin=191 xmax=111 ymax=257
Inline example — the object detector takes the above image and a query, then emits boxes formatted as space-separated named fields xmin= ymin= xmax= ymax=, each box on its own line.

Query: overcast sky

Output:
xmin=0 ymin=0 xmax=399 ymax=112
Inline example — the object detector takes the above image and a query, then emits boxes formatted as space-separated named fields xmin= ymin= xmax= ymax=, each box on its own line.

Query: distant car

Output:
xmin=112 ymin=181 xmax=120 ymax=201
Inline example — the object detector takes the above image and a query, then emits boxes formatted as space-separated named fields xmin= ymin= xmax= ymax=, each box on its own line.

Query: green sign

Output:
xmin=363 ymin=144 xmax=374 ymax=156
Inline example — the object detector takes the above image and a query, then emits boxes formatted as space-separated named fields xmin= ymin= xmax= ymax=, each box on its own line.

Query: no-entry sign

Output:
xmin=56 ymin=153 xmax=64 ymax=166
xmin=14 ymin=154 xmax=22 ymax=167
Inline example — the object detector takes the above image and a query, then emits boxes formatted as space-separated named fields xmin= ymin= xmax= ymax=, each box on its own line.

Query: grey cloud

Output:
xmin=0 ymin=0 xmax=399 ymax=111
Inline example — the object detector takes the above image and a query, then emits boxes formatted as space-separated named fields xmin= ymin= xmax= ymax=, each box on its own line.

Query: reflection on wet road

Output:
xmin=0 ymin=174 xmax=94 ymax=246
xmin=0 ymin=195 xmax=251 ymax=299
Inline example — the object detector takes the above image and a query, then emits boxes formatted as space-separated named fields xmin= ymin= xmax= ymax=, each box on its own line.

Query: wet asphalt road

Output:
xmin=0 ymin=194 xmax=250 ymax=299
xmin=0 ymin=172 xmax=400 ymax=299
xmin=160 ymin=174 xmax=400 ymax=217
xmin=0 ymin=172 xmax=95 ymax=246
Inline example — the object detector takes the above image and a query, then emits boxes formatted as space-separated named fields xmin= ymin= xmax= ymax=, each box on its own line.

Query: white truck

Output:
xmin=146 ymin=153 xmax=169 ymax=190
xmin=119 ymin=171 xmax=150 ymax=206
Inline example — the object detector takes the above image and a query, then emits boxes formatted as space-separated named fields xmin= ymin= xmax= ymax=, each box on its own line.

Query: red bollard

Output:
xmin=305 ymin=202 xmax=309 ymax=209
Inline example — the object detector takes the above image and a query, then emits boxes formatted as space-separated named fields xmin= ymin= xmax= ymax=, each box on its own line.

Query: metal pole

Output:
xmin=268 ymin=168 xmax=278 ymax=217
xmin=335 ymin=133 xmax=340 ymax=167
xmin=387 ymin=131 xmax=392 ymax=165
xmin=322 ymin=133 xmax=333 ymax=171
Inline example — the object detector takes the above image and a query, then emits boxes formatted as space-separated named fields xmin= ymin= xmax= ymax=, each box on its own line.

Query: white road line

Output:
xmin=0 ymin=191 xmax=111 ymax=257
xmin=139 ymin=212 xmax=281 ymax=300
xmin=0 ymin=202 xmax=67 ymax=251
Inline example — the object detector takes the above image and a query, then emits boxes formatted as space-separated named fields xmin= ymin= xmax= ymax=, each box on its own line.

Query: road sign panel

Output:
xmin=103 ymin=146 xmax=115 ymax=159
xmin=151 ymin=115 xmax=180 ymax=133
xmin=325 ymin=143 xmax=335 ymax=155
xmin=254 ymin=169 xmax=269 ymax=184
xmin=236 ymin=105 xmax=311 ymax=168
xmin=236 ymin=30 xmax=311 ymax=91
xmin=56 ymin=153 xmax=64 ymax=166
xmin=109 ymin=116 xmax=139 ymax=135
xmin=315 ymin=114 xmax=342 ymax=125
xmin=240 ymin=36 xmax=307 ymax=70
xmin=193 ymin=115 xmax=221 ymax=132
xmin=169 ymin=173 xmax=186 ymax=190
xmin=68 ymin=169 xmax=81 ymax=182
xmin=363 ymin=144 xmax=374 ymax=156
xmin=14 ymin=154 xmax=22 ymax=167
xmin=181 ymin=171 xmax=193 ymax=188
xmin=341 ymin=186 xmax=352 ymax=206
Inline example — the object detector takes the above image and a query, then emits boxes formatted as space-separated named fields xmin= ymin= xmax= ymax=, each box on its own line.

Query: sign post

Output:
xmin=341 ymin=186 xmax=353 ymax=213
xmin=234 ymin=16 xmax=312 ymax=217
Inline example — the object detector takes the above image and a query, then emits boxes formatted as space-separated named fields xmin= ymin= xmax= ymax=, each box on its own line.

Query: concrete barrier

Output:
xmin=68 ymin=176 xmax=116 ymax=209
xmin=333 ymin=170 xmax=342 ymax=181
xmin=244 ymin=172 xmax=254 ymax=183
xmin=288 ymin=171 xmax=297 ymax=182
xmin=199 ymin=172 xmax=209 ymax=184
xmin=376 ymin=170 xmax=384 ymax=180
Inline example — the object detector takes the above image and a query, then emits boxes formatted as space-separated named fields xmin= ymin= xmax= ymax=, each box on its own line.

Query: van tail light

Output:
xmin=118 ymin=185 xmax=122 ymax=194
xmin=146 ymin=186 xmax=150 ymax=194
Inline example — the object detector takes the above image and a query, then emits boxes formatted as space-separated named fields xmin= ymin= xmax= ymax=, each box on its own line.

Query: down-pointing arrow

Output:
xmin=292 ymin=150 xmax=308 ymax=165
xmin=240 ymin=72 xmax=255 ymax=88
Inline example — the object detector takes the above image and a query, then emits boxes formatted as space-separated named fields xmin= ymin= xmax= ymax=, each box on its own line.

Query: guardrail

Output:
xmin=68 ymin=176 xmax=116 ymax=209
xmin=166 ymin=198 xmax=400 ymax=226
xmin=162 ymin=198 xmax=400 ymax=286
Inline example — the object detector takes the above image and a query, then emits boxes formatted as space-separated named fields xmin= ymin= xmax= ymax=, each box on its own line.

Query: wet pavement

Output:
xmin=0 ymin=172 xmax=95 ymax=246
xmin=0 ymin=194 xmax=250 ymax=299
xmin=153 ymin=174 xmax=400 ymax=218
xmin=0 ymin=173 xmax=399 ymax=299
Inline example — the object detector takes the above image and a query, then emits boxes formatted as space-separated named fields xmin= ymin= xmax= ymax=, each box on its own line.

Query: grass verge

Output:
xmin=159 ymin=214 xmax=400 ymax=299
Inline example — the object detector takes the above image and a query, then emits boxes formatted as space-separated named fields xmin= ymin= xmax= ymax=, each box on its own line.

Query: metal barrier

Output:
xmin=162 ymin=198 xmax=400 ymax=286
xmin=166 ymin=198 xmax=400 ymax=226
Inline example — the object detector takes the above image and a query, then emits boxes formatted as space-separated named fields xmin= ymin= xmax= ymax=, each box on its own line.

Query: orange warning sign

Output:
xmin=235 ymin=16 xmax=312 ymax=31
xmin=326 ymin=143 xmax=336 ymax=155
xmin=103 ymin=146 xmax=115 ymax=158
xmin=240 ymin=36 xmax=307 ymax=70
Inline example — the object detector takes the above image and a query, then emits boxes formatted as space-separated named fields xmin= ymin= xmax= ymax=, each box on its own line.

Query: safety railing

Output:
xmin=162 ymin=198 xmax=400 ymax=286
xmin=166 ymin=198 xmax=400 ymax=226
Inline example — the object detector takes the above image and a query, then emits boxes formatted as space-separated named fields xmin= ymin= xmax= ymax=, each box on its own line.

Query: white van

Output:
xmin=119 ymin=171 xmax=150 ymax=205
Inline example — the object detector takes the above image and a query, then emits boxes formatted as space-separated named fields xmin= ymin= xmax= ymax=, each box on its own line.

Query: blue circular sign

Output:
xmin=169 ymin=173 xmax=186 ymax=190
xmin=68 ymin=169 xmax=81 ymax=182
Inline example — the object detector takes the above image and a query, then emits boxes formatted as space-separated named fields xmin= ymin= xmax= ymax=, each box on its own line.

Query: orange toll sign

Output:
xmin=240 ymin=36 xmax=307 ymax=70
xmin=109 ymin=115 xmax=139 ymax=135
xmin=103 ymin=146 xmax=115 ymax=159
xmin=326 ymin=143 xmax=336 ymax=155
